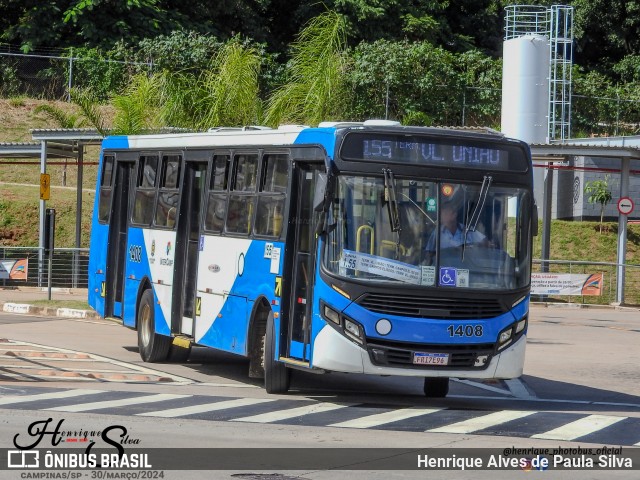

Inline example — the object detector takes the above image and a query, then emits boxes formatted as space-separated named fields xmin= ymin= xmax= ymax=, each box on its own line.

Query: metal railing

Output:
xmin=532 ymin=259 xmax=640 ymax=306
xmin=0 ymin=246 xmax=89 ymax=289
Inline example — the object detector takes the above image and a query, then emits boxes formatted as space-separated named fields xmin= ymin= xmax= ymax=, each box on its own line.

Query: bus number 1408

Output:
xmin=447 ymin=325 xmax=483 ymax=337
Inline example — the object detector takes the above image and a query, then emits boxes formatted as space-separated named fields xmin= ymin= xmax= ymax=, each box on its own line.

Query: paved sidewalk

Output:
xmin=0 ymin=286 xmax=101 ymax=319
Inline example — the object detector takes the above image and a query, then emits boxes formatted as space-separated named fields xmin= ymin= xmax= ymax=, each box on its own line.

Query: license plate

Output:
xmin=413 ymin=352 xmax=449 ymax=365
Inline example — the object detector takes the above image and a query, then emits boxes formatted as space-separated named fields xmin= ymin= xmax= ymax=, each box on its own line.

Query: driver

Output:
xmin=425 ymin=202 xmax=489 ymax=253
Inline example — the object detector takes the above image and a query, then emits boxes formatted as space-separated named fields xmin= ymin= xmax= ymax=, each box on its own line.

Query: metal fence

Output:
xmin=0 ymin=48 xmax=151 ymax=100
xmin=0 ymin=246 xmax=88 ymax=289
xmin=532 ymin=259 xmax=640 ymax=306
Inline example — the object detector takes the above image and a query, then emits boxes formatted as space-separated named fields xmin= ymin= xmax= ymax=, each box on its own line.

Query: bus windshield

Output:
xmin=323 ymin=174 xmax=531 ymax=290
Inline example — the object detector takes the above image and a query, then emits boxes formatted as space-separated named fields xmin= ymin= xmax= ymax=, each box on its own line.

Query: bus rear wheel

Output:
xmin=423 ymin=377 xmax=449 ymax=398
xmin=263 ymin=312 xmax=290 ymax=394
xmin=137 ymin=289 xmax=171 ymax=362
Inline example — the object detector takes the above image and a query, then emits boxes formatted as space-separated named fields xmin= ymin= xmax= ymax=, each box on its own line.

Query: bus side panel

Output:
xmin=195 ymin=236 xmax=283 ymax=356
xmin=194 ymin=236 xmax=248 ymax=350
xmin=120 ymin=228 xmax=175 ymax=333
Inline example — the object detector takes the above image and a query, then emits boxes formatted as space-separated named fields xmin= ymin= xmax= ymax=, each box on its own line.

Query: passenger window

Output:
xmin=132 ymin=155 xmax=159 ymax=225
xmin=233 ymin=154 xmax=258 ymax=192
xmin=154 ymin=155 xmax=182 ymax=228
xmin=260 ymin=154 xmax=288 ymax=193
xmin=137 ymin=155 xmax=158 ymax=188
xmin=226 ymin=195 xmax=253 ymax=235
xmin=211 ymin=155 xmax=230 ymax=191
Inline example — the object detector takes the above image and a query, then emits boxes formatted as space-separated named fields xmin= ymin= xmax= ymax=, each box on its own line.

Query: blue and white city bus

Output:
xmin=88 ymin=121 xmax=535 ymax=397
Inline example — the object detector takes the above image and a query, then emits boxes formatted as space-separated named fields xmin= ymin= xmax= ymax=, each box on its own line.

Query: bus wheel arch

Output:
xmin=137 ymin=286 xmax=171 ymax=363
xmin=134 ymin=278 xmax=152 ymax=330
xmin=248 ymin=297 xmax=270 ymax=379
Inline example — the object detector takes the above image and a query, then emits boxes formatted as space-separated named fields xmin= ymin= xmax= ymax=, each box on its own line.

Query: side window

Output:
xmin=154 ymin=155 xmax=182 ymax=228
xmin=132 ymin=155 xmax=158 ymax=225
xmin=98 ymin=154 xmax=115 ymax=223
xmin=226 ymin=153 xmax=258 ymax=235
xmin=204 ymin=154 xmax=230 ymax=233
xmin=255 ymin=154 xmax=288 ymax=238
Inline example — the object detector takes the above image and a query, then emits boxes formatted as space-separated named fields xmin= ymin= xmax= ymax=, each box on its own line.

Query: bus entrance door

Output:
xmin=105 ymin=161 xmax=133 ymax=319
xmin=172 ymin=162 xmax=207 ymax=337
xmin=284 ymin=162 xmax=323 ymax=362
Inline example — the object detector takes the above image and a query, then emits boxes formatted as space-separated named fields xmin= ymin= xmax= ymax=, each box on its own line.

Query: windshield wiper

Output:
xmin=383 ymin=168 xmax=402 ymax=259
xmin=383 ymin=168 xmax=401 ymax=232
xmin=462 ymin=175 xmax=492 ymax=259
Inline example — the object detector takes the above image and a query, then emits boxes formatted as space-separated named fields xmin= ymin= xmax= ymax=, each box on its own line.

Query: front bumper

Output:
xmin=311 ymin=324 xmax=526 ymax=379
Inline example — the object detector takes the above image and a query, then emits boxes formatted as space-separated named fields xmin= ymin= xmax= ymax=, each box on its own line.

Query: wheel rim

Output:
xmin=140 ymin=303 xmax=151 ymax=346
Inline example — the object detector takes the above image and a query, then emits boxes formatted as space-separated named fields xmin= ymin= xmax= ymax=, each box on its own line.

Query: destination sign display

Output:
xmin=340 ymin=133 xmax=527 ymax=172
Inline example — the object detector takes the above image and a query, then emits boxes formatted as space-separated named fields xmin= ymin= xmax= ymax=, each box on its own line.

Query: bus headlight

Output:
xmin=344 ymin=318 xmax=364 ymax=344
xmin=498 ymin=316 xmax=527 ymax=351
xmin=498 ymin=328 xmax=513 ymax=346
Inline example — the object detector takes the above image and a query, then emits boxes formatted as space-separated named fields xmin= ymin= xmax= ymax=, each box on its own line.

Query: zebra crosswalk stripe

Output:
xmin=0 ymin=389 xmax=103 ymax=405
xmin=531 ymin=414 xmax=626 ymax=440
xmin=136 ymin=397 xmax=275 ymax=418
xmin=232 ymin=402 xmax=349 ymax=423
xmin=45 ymin=393 xmax=191 ymax=412
xmin=329 ymin=408 xmax=441 ymax=429
xmin=428 ymin=410 xmax=535 ymax=434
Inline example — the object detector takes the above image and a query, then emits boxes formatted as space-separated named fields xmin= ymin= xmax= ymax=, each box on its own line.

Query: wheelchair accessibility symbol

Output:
xmin=440 ymin=267 xmax=457 ymax=287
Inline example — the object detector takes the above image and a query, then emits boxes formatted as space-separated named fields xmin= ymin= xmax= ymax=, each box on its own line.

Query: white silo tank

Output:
xmin=501 ymin=34 xmax=550 ymax=144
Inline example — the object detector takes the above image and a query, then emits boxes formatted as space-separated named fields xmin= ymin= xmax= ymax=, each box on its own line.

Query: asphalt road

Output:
xmin=0 ymin=305 xmax=639 ymax=479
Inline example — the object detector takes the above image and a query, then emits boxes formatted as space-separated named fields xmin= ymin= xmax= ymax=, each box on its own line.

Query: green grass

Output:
xmin=0 ymin=184 xmax=95 ymax=247
xmin=29 ymin=300 xmax=91 ymax=310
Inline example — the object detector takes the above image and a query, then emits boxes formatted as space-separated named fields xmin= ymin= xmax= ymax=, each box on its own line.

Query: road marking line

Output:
xmin=136 ymin=398 xmax=275 ymax=418
xmin=428 ymin=410 xmax=535 ymax=433
xmin=45 ymin=393 xmax=190 ymax=412
xmin=232 ymin=402 xmax=349 ymax=423
xmin=452 ymin=379 xmax=512 ymax=396
xmin=505 ymin=379 xmax=537 ymax=399
xmin=531 ymin=414 xmax=626 ymax=440
xmin=329 ymin=408 xmax=441 ymax=429
xmin=8 ymin=340 xmax=195 ymax=383
xmin=0 ymin=389 xmax=103 ymax=405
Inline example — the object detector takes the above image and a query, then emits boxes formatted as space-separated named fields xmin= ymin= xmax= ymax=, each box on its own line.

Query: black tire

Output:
xmin=423 ymin=377 xmax=449 ymax=398
xmin=264 ymin=311 xmax=290 ymax=394
xmin=137 ymin=289 xmax=171 ymax=362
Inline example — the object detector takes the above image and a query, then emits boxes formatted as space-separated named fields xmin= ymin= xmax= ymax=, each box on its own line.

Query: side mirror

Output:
xmin=532 ymin=201 xmax=539 ymax=237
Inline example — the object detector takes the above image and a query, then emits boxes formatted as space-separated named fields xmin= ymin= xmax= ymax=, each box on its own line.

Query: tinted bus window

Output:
xmin=132 ymin=155 xmax=159 ymax=225
xmin=155 ymin=155 xmax=181 ymax=228
xmin=204 ymin=154 xmax=231 ymax=233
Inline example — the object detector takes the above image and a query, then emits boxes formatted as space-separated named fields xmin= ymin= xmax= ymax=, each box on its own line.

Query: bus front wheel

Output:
xmin=423 ymin=377 xmax=449 ymax=398
xmin=137 ymin=289 xmax=171 ymax=362
xmin=263 ymin=312 xmax=290 ymax=394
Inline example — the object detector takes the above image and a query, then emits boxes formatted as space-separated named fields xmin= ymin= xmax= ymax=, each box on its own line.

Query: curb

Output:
xmin=1 ymin=301 xmax=103 ymax=320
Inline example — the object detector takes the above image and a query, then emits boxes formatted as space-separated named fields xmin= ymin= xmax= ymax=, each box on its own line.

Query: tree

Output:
xmin=265 ymin=10 xmax=348 ymax=126
xmin=584 ymin=175 xmax=613 ymax=233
